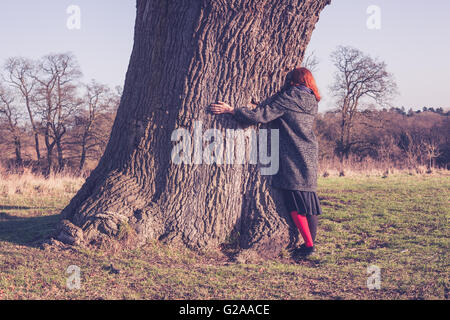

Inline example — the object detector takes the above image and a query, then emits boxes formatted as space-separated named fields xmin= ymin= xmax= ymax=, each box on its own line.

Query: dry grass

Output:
xmin=0 ymin=166 xmax=84 ymax=204
xmin=0 ymin=166 xmax=448 ymax=300
xmin=318 ymin=158 xmax=447 ymax=177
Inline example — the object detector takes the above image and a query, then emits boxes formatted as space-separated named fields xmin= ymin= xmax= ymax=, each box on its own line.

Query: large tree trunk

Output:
xmin=59 ymin=0 xmax=330 ymax=261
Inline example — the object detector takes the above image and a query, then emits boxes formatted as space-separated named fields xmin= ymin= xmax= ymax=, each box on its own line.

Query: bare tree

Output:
xmin=422 ymin=140 xmax=441 ymax=171
xmin=3 ymin=57 xmax=41 ymax=161
xmin=301 ymin=50 xmax=319 ymax=72
xmin=77 ymin=80 xmax=117 ymax=171
xmin=378 ymin=135 xmax=397 ymax=174
xmin=32 ymin=53 xmax=82 ymax=174
xmin=398 ymin=131 xmax=421 ymax=169
xmin=330 ymin=46 xmax=397 ymax=168
xmin=0 ymin=83 xmax=23 ymax=166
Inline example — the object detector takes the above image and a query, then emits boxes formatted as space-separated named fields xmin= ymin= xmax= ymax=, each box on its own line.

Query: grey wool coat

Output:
xmin=233 ymin=85 xmax=319 ymax=192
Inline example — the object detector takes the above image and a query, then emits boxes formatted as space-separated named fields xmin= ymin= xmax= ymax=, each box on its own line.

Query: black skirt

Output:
xmin=281 ymin=189 xmax=322 ymax=216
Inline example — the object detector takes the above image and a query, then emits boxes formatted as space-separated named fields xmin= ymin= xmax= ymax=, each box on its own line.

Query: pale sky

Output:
xmin=0 ymin=0 xmax=449 ymax=111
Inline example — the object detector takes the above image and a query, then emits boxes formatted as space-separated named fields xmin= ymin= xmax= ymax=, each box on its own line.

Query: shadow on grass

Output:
xmin=0 ymin=205 xmax=35 ymax=210
xmin=0 ymin=211 xmax=61 ymax=247
xmin=0 ymin=205 xmax=59 ymax=210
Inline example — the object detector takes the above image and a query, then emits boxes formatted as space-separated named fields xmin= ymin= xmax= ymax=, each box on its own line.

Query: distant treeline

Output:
xmin=316 ymin=107 xmax=449 ymax=172
xmin=0 ymin=52 xmax=448 ymax=175
xmin=1 ymin=103 xmax=448 ymax=175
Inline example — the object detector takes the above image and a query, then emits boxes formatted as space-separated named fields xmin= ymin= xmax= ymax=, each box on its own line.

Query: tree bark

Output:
xmin=24 ymin=95 xmax=41 ymax=161
xmin=60 ymin=0 xmax=330 ymax=261
xmin=44 ymin=124 xmax=55 ymax=175
xmin=79 ymin=131 xmax=88 ymax=171
xmin=13 ymin=134 xmax=22 ymax=166
xmin=56 ymin=138 xmax=65 ymax=172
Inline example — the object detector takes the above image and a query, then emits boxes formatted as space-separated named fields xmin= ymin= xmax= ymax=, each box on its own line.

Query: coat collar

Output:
xmin=295 ymin=85 xmax=314 ymax=94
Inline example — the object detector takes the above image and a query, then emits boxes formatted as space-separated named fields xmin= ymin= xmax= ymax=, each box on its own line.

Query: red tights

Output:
xmin=290 ymin=211 xmax=314 ymax=247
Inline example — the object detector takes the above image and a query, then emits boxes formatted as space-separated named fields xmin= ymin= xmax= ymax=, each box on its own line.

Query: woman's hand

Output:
xmin=209 ymin=101 xmax=235 ymax=115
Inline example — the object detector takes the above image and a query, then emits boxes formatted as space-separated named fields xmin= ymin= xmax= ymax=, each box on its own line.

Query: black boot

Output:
xmin=294 ymin=244 xmax=315 ymax=258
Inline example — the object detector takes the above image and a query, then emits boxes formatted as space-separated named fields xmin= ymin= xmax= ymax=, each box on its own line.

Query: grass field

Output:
xmin=0 ymin=172 xmax=448 ymax=300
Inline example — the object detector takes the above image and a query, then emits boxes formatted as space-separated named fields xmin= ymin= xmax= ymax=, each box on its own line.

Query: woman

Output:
xmin=210 ymin=67 xmax=322 ymax=258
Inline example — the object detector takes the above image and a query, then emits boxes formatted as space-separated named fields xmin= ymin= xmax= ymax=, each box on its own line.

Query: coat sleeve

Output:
xmin=233 ymin=91 xmax=287 ymax=125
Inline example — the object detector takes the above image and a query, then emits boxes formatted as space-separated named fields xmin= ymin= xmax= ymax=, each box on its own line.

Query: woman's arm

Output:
xmin=232 ymin=103 xmax=285 ymax=124
xmin=209 ymin=101 xmax=236 ymax=115
xmin=210 ymin=94 xmax=286 ymax=124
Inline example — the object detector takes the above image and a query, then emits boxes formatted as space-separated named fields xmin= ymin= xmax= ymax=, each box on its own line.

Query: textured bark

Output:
xmin=79 ymin=132 xmax=88 ymax=171
xmin=60 ymin=0 xmax=330 ymax=260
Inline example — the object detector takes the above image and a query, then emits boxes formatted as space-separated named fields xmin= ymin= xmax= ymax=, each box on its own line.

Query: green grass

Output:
xmin=0 ymin=173 xmax=448 ymax=299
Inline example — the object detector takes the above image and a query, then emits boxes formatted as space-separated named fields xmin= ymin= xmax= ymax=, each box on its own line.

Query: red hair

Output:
xmin=290 ymin=67 xmax=321 ymax=102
